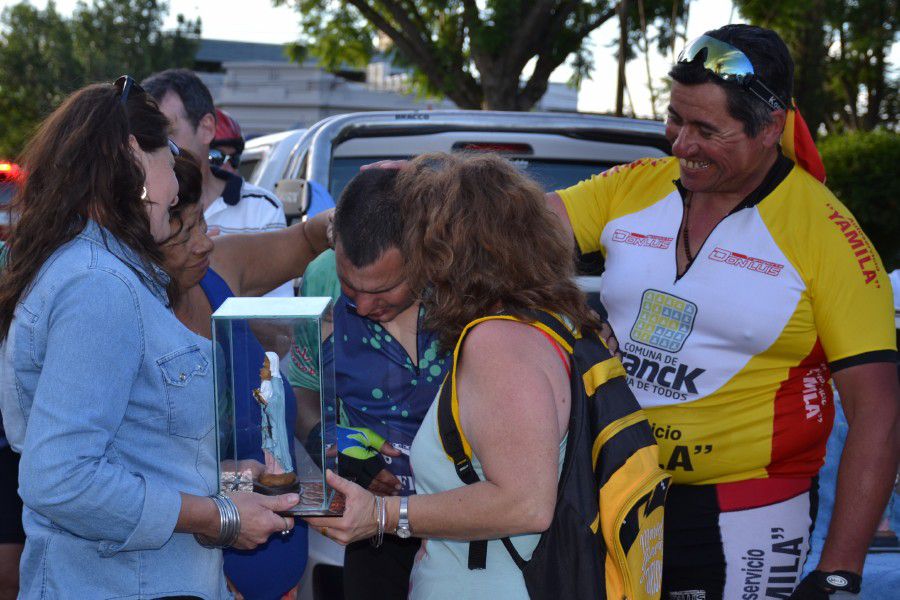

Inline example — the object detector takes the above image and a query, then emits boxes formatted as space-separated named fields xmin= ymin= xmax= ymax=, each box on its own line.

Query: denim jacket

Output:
xmin=0 ymin=221 xmax=230 ymax=599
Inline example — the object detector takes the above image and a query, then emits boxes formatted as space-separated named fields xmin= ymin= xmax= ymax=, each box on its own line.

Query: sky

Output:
xmin=6 ymin=0 xmax=895 ymax=117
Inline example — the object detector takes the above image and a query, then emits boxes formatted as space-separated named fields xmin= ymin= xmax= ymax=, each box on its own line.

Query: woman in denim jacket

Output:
xmin=0 ymin=79 xmax=297 ymax=599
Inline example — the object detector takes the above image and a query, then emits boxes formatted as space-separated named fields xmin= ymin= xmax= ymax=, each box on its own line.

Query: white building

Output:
xmin=195 ymin=39 xmax=578 ymax=137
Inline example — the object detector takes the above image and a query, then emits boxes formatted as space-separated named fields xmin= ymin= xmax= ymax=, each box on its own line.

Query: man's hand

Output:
xmin=598 ymin=320 xmax=620 ymax=356
xmin=337 ymin=426 xmax=400 ymax=460
xmin=335 ymin=426 xmax=404 ymax=495
xmin=368 ymin=468 xmax=403 ymax=496
xmin=359 ymin=159 xmax=408 ymax=171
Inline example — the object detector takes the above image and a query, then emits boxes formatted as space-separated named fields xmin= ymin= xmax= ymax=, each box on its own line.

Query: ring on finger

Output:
xmin=320 ymin=526 xmax=328 ymax=538
xmin=280 ymin=516 xmax=291 ymax=536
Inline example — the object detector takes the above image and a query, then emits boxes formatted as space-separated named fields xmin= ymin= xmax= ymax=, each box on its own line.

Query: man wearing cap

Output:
xmin=547 ymin=24 xmax=898 ymax=600
xmin=211 ymin=108 xmax=245 ymax=175
xmin=143 ymin=69 xmax=292 ymax=296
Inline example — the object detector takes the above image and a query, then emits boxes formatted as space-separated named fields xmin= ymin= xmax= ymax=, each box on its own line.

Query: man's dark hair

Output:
xmin=334 ymin=169 xmax=401 ymax=268
xmin=142 ymin=68 xmax=215 ymax=130
xmin=669 ymin=25 xmax=793 ymax=137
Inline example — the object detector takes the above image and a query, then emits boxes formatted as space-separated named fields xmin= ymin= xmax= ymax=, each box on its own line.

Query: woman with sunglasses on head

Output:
xmin=0 ymin=78 xmax=300 ymax=599
xmin=547 ymin=24 xmax=898 ymax=600
xmin=163 ymin=152 xmax=331 ymax=600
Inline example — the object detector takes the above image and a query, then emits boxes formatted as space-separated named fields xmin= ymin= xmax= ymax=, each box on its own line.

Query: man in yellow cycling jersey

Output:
xmin=548 ymin=24 xmax=898 ymax=600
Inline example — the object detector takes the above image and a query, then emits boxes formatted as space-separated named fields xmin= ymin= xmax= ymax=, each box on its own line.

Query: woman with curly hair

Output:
xmin=306 ymin=152 xmax=606 ymax=598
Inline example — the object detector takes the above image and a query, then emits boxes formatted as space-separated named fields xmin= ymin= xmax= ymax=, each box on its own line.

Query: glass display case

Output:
xmin=211 ymin=297 xmax=342 ymax=515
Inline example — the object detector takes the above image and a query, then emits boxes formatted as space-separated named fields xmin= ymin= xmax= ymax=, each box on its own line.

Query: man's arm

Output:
xmin=545 ymin=192 xmax=575 ymax=243
xmin=818 ymin=361 xmax=900 ymax=573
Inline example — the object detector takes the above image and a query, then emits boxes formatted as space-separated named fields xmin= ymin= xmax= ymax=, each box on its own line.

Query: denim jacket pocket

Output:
xmin=157 ymin=346 xmax=214 ymax=440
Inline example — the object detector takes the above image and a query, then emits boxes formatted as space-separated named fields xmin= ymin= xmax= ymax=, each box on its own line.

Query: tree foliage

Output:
xmin=735 ymin=0 xmax=897 ymax=136
xmin=0 ymin=0 xmax=200 ymax=157
xmin=276 ymin=0 xmax=685 ymax=111
xmin=818 ymin=130 xmax=900 ymax=269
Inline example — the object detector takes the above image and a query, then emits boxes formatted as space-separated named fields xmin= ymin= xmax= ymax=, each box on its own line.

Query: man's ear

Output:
xmin=763 ymin=110 xmax=788 ymax=149
xmin=196 ymin=112 xmax=217 ymax=147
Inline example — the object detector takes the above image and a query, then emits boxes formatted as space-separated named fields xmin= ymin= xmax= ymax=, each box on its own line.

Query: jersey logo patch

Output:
xmin=613 ymin=229 xmax=674 ymax=250
xmin=630 ymin=290 xmax=697 ymax=353
xmin=708 ymin=247 xmax=784 ymax=277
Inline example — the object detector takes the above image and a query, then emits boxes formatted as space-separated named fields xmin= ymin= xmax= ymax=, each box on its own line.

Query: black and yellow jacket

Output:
xmin=437 ymin=310 xmax=670 ymax=599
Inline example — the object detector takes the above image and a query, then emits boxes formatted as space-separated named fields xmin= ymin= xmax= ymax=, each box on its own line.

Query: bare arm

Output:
xmin=817 ymin=361 xmax=900 ymax=573
xmin=306 ymin=320 xmax=570 ymax=542
xmin=293 ymin=386 xmax=322 ymax=443
xmin=211 ymin=209 xmax=332 ymax=297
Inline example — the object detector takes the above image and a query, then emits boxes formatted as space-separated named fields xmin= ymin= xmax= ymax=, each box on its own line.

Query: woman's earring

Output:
xmin=141 ymin=186 xmax=148 ymax=200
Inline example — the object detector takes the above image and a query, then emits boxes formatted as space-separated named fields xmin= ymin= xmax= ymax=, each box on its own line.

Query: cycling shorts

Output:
xmin=662 ymin=477 xmax=817 ymax=600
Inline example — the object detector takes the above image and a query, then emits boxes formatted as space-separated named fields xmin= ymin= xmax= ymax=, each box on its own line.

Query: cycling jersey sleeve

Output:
xmin=758 ymin=172 xmax=896 ymax=370
xmin=802 ymin=193 xmax=896 ymax=370
xmin=557 ymin=170 xmax=619 ymax=255
xmin=557 ymin=158 xmax=680 ymax=257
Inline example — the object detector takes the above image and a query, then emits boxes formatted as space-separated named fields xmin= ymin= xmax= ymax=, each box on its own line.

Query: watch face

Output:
xmin=396 ymin=527 xmax=412 ymax=539
xmin=825 ymin=575 xmax=849 ymax=588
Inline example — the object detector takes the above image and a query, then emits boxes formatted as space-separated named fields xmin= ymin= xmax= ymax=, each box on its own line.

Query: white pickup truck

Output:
xmin=247 ymin=110 xmax=671 ymax=600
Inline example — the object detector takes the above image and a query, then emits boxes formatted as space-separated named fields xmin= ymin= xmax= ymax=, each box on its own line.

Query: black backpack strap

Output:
xmin=436 ymin=377 xmax=490 ymax=569
xmin=435 ymin=310 xmax=574 ymax=571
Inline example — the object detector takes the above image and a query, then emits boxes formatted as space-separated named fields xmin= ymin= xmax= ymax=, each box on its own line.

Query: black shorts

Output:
xmin=0 ymin=445 xmax=24 ymax=544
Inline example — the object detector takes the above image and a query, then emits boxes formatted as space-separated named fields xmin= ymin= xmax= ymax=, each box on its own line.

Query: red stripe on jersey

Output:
xmin=767 ymin=339 xmax=834 ymax=478
xmin=716 ymin=476 xmax=812 ymax=512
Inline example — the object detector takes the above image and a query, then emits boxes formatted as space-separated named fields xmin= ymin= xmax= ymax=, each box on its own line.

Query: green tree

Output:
xmin=818 ymin=130 xmax=900 ymax=269
xmin=0 ymin=0 xmax=200 ymax=157
xmin=277 ymin=0 xmax=685 ymax=111
xmin=734 ymin=0 xmax=897 ymax=136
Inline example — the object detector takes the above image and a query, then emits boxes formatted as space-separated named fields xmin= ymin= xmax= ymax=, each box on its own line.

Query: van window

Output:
xmin=238 ymin=158 xmax=260 ymax=181
xmin=329 ymin=156 xmax=614 ymax=198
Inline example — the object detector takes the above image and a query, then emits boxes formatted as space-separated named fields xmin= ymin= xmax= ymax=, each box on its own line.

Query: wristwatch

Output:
xmin=395 ymin=496 xmax=412 ymax=539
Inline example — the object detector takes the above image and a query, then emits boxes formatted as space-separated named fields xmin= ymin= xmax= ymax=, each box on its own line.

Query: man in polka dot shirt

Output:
xmin=289 ymin=168 xmax=448 ymax=599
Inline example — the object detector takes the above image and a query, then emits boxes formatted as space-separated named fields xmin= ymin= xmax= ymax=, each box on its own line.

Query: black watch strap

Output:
xmin=809 ymin=570 xmax=862 ymax=594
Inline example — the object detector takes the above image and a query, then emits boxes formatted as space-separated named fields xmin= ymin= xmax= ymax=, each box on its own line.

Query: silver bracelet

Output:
xmin=379 ymin=495 xmax=387 ymax=545
xmin=194 ymin=493 xmax=241 ymax=548
xmin=370 ymin=495 xmax=385 ymax=548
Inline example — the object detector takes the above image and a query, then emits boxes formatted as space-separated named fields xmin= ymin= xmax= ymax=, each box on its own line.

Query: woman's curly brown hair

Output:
xmin=397 ymin=152 xmax=601 ymax=350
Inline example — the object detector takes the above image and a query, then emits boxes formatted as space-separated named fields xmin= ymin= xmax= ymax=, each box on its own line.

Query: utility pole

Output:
xmin=616 ymin=0 xmax=629 ymax=117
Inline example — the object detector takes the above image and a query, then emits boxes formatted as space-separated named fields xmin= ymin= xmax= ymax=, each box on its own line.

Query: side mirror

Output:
xmin=274 ymin=178 xmax=309 ymax=225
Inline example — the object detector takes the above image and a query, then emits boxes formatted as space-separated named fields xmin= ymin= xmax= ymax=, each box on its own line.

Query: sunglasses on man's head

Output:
xmin=209 ymin=148 xmax=242 ymax=169
xmin=677 ymin=35 xmax=788 ymax=112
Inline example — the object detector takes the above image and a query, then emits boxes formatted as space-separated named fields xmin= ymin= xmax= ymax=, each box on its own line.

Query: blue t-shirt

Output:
xmin=200 ymin=268 xmax=308 ymax=600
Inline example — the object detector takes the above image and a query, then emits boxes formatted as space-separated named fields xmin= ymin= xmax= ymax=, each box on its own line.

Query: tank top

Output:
xmin=407 ymin=331 xmax=568 ymax=599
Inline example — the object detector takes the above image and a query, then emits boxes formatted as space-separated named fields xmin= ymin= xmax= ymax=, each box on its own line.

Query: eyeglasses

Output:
xmin=209 ymin=148 xmax=242 ymax=170
xmin=677 ymin=35 xmax=788 ymax=112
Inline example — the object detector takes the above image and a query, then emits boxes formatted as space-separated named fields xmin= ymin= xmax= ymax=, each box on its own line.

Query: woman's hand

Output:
xmin=304 ymin=470 xmax=381 ymax=546
xmin=229 ymin=491 xmax=299 ymax=550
